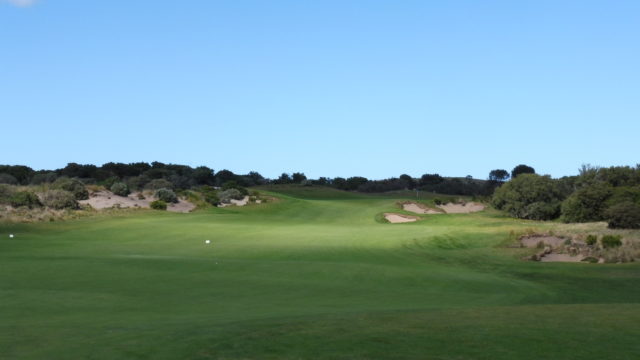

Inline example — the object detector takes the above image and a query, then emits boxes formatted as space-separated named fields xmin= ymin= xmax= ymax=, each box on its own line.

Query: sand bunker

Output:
xmin=520 ymin=235 xmax=590 ymax=263
xmin=80 ymin=191 xmax=195 ymax=213
xmin=521 ymin=236 xmax=567 ymax=248
xmin=540 ymin=254 xmax=585 ymax=262
xmin=384 ymin=213 xmax=419 ymax=223
xmin=402 ymin=203 xmax=441 ymax=214
xmin=218 ymin=196 xmax=249 ymax=208
xmin=436 ymin=202 xmax=485 ymax=214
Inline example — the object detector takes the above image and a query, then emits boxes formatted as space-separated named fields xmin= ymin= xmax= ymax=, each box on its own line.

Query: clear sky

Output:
xmin=1 ymin=0 xmax=639 ymax=179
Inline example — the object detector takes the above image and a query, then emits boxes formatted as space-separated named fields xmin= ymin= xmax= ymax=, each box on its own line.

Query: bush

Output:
xmin=218 ymin=188 xmax=243 ymax=203
xmin=606 ymin=202 xmax=640 ymax=229
xmin=0 ymin=184 xmax=16 ymax=204
xmin=586 ymin=234 xmax=598 ymax=246
xmin=601 ymin=235 xmax=622 ymax=248
xmin=222 ymin=180 xmax=248 ymax=195
xmin=102 ymin=176 xmax=119 ymax=191
xmin=30 ymin=172 xmax=58 ymax=185
xmin=561 ymin=182 xmax=612 ymax=223
xmin=52 ymin=177 xmax=89 ymax=200
xmin=41 ymin=190 xmax=78 ymax=209
xmin=145 ymin=179 xmax=174 ymax=190
xmin=492 ymin=174 xmax=563 ymax=220
xmin=10 ymin=191 xmax=41 ymax=209
xmin=150 ymin=200 xmax=167 ymax=210
xmin=155 ymin=188 xmax=178 ymax=203
xmin=126 ymin=175 xmax=150 ymax=191
xmin=110 ymin=182 xmax=130 ymax=197
xmin=0 ymin=173 xmax=18 ymax=185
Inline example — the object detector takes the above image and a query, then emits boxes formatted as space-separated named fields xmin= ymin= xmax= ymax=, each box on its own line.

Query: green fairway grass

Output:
xmin=2 ymin=186 xmax=639 ymax=359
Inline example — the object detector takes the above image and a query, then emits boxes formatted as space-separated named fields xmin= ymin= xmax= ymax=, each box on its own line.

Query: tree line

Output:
xmin=0 ymin=162 xmax=521 ymax=196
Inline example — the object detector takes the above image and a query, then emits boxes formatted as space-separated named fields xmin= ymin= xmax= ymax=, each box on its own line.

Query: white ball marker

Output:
xmin=9 ymin=234 xmax=14 ymax=238
xmin=205 ymin=240 xmax=211 ymax=244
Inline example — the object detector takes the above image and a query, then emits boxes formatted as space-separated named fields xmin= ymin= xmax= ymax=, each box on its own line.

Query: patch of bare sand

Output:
xmin=402 ymin=202 xmax=440 ymax=214
xmin=218 ymin=196 xmax=249 ymax=208
xmin=521 ymin=236 xmax=567 ymax=248
xmin=384 ymin=213 xmax=419 ymax=223
xmin=437 ymin=202 xmax=485 ymax=214
xmin=540 ymin=254 xmax=585 ymax=262
xmin=80 ymin=191 xmax=195 ymax=213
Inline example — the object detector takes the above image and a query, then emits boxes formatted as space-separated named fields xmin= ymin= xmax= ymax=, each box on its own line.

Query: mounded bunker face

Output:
xmin=384 ymin=213 xmax=419 ymax=223
xmin=437 ymin=202 xmax=485 ymax=214
xmin=520 ymin=235 xmax=567 ymax=248
xmin=401 ymin=202 xmax=441 ymax=214
xmin=540 ymin=253 xmax=584 ymax=262
xmin=80 ymin=190 xmax=195 ymax=213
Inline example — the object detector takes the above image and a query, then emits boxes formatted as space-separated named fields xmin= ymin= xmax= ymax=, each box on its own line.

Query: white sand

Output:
xmin=80 ymin=191 xmax=195 ymax=213
xmin=384 ymin=213 xmax=418 ymax=223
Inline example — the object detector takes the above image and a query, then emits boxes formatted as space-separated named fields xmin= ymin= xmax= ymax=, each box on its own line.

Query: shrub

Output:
xmin=204 ymin=192 xmax=219 ymax=205
xmin=150 ymin=200 xmax=167 ymax=210
xmin=218 ymin=188 xmax=243 ymax=203
xmin=126 ymin=175 xmax=150 ymax=191
xmin=605 ymin=201 xmax=640 ymax=229
xmin=145 ymin=179 xmax=174 ymax=190
xmin=222 ymin=181 xmax=248 ymax=195
xmin=52 ymin=177 xmax=89 ymax=200
xmin=155 ymin=188 xmax=178 ymax=203
xmin=110 ymin=182 xmax=130 ymax=197
xmin=0 ymin=184 xmax=16 ymax=204
xmin=41 ymin=190 xmax=78 ymax=209
xmin=561 ymin=182 xmax=612 ymax=223
xmin=601 ymin=235 xmax=622 ymax=248
xmin=0 ymin=173 xmax=18 ymax=185
xmin=30 ymin=172 xmax=58 ymax=185
xmin=10 ymin=191 xmax=41 ymax=209
xmin=102 ymin=176 xmax=119 ymax=190
xmin=491 ymin=174 xmax=563 ymax=220
xmin=586 ymin=234 xmax=598 ymax=246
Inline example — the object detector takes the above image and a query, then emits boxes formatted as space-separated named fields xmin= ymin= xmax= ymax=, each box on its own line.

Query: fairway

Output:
xmin=2 ymin=187 xmax=640 ymax=359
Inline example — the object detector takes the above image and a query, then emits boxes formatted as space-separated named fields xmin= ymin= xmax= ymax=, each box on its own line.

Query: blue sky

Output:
xmin=1 ymin=0 xmax=639 ymax=179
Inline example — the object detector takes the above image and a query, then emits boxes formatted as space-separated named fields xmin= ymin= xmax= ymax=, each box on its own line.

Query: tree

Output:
xmin=215 ymin=169 xmax=237 ymax=186
xmin=275 ymin=173 xmax=292 ymax=184
xmin=561 ymin=182 xmax=612 ymax=223
xmin=492 ymin=174 xmax=563 ymax=220
xmin=192 ymin=166 xmax=215 ymax=185
xmin=292 ymin=172 xmax=307 ymax=184
xmin=419 ymin=174 xmax=444 ymax=186
xmin=606 ymin=202 xmax=640 ymax=229
xmin=488 ymin=169 xmax=509 ymax=183
xmin=399 ymin=174 xmax=416 ymax=189
xmin=511 ymin=164 xmax=535 ymax=178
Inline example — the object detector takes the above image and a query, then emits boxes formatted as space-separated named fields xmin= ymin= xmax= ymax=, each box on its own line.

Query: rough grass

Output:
xmin=1 ymin=186 xmax=640 ymax=359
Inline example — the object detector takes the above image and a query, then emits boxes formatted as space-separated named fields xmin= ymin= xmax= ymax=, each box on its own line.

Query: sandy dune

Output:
xmin=80 ymin=191 xmax=195 ymax=213
xmin=384 ymin=213 xmax=419 ymax=223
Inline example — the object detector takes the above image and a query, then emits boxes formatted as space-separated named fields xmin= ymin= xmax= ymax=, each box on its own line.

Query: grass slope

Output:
xmin=1 ymin=186 xmax=639 ymax=359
